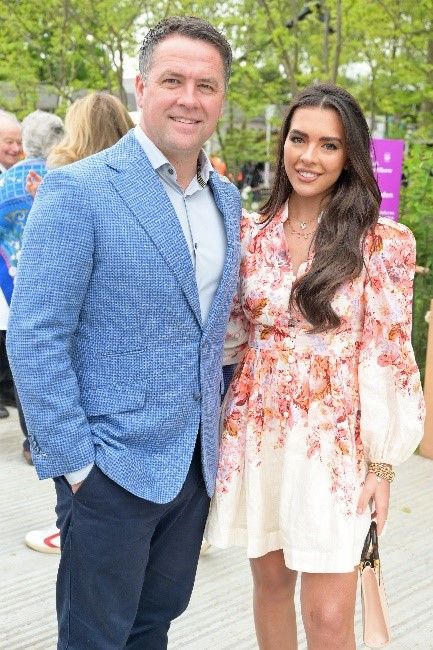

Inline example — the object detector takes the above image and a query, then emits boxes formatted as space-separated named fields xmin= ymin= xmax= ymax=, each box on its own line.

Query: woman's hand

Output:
xmin=26 ymin=170 xmax=43 ymax=197
xmin=356 ymin=472 xmax=390 ymax=535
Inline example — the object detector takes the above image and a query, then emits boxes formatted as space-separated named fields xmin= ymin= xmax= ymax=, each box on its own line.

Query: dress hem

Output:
xmin=205 ymin=526 xmax=361 ymax=574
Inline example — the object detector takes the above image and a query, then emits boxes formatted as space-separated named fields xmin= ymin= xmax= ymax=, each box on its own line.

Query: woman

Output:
xmin=26 ymin=92 xmax=134 ymax=196
xmin=205 ymin=83 xmax=424 ymax=649
xmin=24 ymin=92 xmax=134 ymax=554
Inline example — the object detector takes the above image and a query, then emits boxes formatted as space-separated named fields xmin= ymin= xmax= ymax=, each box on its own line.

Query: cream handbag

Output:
xmin=359 ymin=521 xmax=391 ymax=648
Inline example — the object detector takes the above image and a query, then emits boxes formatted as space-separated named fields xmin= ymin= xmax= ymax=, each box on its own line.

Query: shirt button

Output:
xmin=193 ymin=392 xmax=202 ymax=401
xmin=194 ymin=243 xmax=198 ymax=250
xmin=168 ymin=168 xmax=174 ymax=175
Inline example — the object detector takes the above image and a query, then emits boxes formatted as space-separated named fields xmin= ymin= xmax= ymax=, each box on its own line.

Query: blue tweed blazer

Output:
xmin=7 ymin=131 xmax=241 ymax=502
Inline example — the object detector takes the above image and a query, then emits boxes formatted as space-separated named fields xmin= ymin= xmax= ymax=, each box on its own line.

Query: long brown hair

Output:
xmin=261 ymin=83 xmax=381 ymax=332
xmin=48 ymin=92 xmax=134 ymax=168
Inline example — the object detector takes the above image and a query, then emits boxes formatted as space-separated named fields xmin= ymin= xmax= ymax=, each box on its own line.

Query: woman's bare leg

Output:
xmin=300 ymin=570 xmax=358 ymax=650
xmin=250 ymin=550 xmax=298 ymax=649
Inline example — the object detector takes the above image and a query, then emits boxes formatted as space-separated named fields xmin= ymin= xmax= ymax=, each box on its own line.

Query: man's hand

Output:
xmin=71 ymin=481 xmax=84 ymax=494
xmin=356 ymin=472 xmax=390 ymax=535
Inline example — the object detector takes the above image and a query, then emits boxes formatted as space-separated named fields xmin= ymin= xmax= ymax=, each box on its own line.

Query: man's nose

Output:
xmin=177 ymin=84 xmax=200 ymax=107
xmin=11 ymin=142 xmax=22 ymax=153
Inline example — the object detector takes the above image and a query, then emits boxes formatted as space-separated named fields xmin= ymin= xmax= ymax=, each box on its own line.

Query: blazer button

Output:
xmin=193 ymin=392 xmax=202 ymax=401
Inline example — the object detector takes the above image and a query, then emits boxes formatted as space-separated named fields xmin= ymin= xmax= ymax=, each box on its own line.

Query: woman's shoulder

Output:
xmin=374 ymin=216 xmax=414 ymax=241
xmin=240 ymin=208 xmax=264 ymax=239
xmin=364 ymin=217 xmax=415 ymax=256
xmin=241 ymin=208 xmax=263 ymax=225
xmin=364 ymin=217 xmax=416 ymax=273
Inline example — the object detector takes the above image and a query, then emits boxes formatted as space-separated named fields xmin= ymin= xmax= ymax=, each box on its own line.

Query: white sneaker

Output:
xmin=25 ymin=525 xmax=61 ymax=554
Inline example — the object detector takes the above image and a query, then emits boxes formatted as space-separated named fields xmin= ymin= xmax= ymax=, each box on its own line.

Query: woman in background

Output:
xmin=206 ymin=83 xmax=424 ymax=649
xmin=24 ymin=92 xmax=134 ymax=554
xmin=26 ymin=92 xmax=133 ymax=196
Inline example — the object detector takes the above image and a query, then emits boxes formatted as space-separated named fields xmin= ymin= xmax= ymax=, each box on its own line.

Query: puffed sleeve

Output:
xmin=223 ymin=209 xmax=254 ymax=364
xmin=358 ymin=220 xmax=425 ymax=465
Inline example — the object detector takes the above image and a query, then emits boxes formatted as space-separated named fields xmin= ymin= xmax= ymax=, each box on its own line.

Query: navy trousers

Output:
xmin=54 ymin=441 xmax=210 ymax=649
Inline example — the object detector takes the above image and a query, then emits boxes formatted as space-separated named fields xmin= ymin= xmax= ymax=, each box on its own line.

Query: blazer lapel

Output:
xmin=209 ymin=173 xmax=238 ymax=254
xmin=106 ymin=134 xmax=202 ymax=326
xmin=204 ymin=173 xmax=241 ymax=332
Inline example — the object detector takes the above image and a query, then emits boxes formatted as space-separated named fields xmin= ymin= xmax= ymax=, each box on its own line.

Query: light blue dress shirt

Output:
xmin=133 ymin=125 xmax=227 ymax=325
xmin=66 ymin=126 xmax=227 ymax=485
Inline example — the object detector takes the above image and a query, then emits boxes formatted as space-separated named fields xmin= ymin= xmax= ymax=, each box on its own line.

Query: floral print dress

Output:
xmin=205 ymin=206 xmax=425 ymax=573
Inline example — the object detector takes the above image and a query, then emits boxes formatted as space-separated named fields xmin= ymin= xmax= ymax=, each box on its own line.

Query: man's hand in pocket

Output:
xmin=71 ymin=481 xmax=84 ymax=494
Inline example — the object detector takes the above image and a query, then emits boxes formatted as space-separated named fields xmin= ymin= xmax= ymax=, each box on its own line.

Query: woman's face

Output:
xmin=283 ymin=106 xmax=347 ymax=203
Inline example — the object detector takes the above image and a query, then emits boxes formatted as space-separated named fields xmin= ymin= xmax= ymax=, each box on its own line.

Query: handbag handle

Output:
xmin=360 ymin=521 xmax=380 ymax=567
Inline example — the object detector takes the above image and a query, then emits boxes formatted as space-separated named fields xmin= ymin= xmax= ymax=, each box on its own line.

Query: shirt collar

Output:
xmin=0 ymin=162 xmax=7 ymax=173
xmin=134 ymin=125 xmax=213 ymax=185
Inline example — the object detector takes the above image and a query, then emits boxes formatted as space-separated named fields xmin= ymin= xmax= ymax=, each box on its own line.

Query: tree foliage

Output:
xmin=1 ymin=0 xmax=431 ymax=133
xmin=400 ymin=142 xmax=433 ymax=379
xmin=0 ymin=0 xmax=169 ymax=114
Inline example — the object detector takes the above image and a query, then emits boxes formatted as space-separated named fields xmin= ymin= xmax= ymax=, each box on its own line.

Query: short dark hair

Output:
xmin=139 ymin=16 xmax=232 ymax=88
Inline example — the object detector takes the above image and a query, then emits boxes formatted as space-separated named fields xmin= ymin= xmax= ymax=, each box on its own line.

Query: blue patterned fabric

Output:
xmin=7 ymin=131 xmax=241 ymax=502
xmin=0 ymin=158 xmax=46 ymax=305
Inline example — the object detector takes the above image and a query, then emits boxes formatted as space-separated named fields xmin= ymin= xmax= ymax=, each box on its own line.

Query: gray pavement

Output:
xmin=1 ymin=407 xmax=432 ymax=649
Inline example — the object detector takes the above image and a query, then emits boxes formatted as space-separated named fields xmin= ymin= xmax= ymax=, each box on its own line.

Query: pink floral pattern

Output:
xmin=206 ymin=207 xmax=424 ymax=571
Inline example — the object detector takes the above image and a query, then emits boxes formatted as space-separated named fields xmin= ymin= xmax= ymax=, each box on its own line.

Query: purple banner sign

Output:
xmin=371 ymin=139 xmax=405 ymax=221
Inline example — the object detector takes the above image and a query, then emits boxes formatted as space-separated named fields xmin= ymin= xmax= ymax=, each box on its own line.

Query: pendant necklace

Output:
xmin=298 ymin=217 xmax=316 ymax=231
xmin=287 ymin=212 xmax=323 ymax=240
xmin=288 ymin=224 xmax=316 ymax=240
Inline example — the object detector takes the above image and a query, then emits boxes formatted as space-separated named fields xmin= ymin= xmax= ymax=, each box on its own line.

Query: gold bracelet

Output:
xmin=368 ymin=462 xmax=395 ymax=483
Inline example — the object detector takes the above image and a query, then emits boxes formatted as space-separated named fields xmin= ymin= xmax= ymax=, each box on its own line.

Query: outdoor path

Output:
xmin=1 ymin=408 xmax=432 ymax=649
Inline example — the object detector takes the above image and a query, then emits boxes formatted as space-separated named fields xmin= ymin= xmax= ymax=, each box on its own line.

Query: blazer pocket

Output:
xmin=81 ymin=385 xmax=148 ymax=416
xmin=77 ymin=351 xmax=150 ymax=416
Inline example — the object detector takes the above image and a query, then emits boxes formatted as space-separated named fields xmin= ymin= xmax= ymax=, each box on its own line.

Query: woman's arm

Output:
xmin=356 ymin=221 xmax=425 ymax=533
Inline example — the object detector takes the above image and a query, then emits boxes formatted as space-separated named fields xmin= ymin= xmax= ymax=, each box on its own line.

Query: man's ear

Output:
xmin=135 ymin=73 xmax=146 ymax=108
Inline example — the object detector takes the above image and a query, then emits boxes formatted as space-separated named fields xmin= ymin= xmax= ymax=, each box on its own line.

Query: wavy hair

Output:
xmin=47 ymin=92 xmax=134 ymax=168
xmin=261 ymin=83 xmax=381 ymax=332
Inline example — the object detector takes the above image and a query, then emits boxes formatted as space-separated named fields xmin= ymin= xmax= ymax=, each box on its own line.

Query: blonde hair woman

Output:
xmin=26 ymin=92 xmax=134 ymax=196
xmin=48 ymin=92 xmax=134 ymax=167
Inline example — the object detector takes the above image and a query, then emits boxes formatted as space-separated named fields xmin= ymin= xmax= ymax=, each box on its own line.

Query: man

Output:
xmin=0 ymin=109 xmax=22 ymax=418
xmin=0 ymin=109 xmax=22 ymax=173
xmin=0 ymin=110 xmax=64 ymax=461
xmin=7 ymin=16 xmax=241 ymax=650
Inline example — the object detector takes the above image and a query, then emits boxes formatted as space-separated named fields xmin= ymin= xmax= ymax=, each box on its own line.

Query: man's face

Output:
xmin=0 ymin=122 xmax=22 ymax=169
xmin=135 ymin=35 xmax=226 ymax=163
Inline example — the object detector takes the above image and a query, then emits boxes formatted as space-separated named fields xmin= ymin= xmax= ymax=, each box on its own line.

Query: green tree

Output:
xmin=400 ymin=143 xmax=433 ymax=379
xmin=0 ymin=0 xmax=167 ymax=113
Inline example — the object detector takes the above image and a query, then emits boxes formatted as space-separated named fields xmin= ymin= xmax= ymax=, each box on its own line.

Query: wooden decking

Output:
xmin=1 ymin=408 xmax=432 ymax=649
